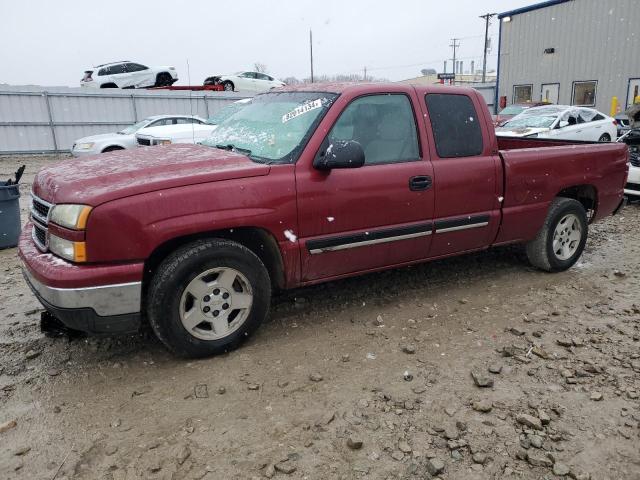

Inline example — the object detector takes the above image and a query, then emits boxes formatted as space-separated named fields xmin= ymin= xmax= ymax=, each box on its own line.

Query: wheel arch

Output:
xmin=556 ymin=184 xmax=598 ymax=222
xmin=143 ymin=227 xmax=286 ymax=295
xmin=101 ymin=145 xmax=125 ymax=153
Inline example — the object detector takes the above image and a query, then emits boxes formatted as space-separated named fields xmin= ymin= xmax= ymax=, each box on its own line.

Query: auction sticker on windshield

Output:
xmin=282 ymin=99 xmax=323 ymax=123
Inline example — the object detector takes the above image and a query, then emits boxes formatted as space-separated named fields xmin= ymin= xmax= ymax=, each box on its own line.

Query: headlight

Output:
xmin=50 ymin=204 xmax=92 ymax=230
xmin=525 ymin=133 xmax=539 ymax=138
xmin=49 ymin=234 xmax=87 ymax=262
xmin=158 ymin=139 xmax=172 ymax=145
xmin=76 ymin=142 xmax=95 ymax=150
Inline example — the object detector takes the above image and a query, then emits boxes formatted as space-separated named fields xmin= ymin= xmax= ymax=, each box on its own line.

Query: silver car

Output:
xmin=71 ymin=115 xmax=205 ymax=156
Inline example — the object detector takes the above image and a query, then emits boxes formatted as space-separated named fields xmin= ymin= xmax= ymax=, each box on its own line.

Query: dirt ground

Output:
xmin=1 ymin=154 xmax=639 ymax=480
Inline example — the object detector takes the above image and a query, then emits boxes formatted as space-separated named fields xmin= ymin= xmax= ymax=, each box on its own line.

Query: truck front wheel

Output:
xmin=525 ymin=197 xmax=588 ymax=272
xmin=147 ymin=239 xmax=271 ymax=358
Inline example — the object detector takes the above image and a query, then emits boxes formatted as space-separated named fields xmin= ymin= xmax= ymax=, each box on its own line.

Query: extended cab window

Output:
xmin=425 ymin=94 xmax=483 ymax=158
xmin=328 ymin=94 xmax=419 ymax=165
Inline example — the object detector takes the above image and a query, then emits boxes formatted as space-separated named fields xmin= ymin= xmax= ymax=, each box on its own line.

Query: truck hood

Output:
xmin=33 ymin=143 xmax=270 ymax=206
xmin=137 ymin=123 xmax=217 ymax=139
xmin=495 ymin=126 xmax=550 ymax=138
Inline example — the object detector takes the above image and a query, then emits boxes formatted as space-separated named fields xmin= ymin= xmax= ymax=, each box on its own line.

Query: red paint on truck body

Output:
xmin=19 ymin=83 xmax=628 ymax=293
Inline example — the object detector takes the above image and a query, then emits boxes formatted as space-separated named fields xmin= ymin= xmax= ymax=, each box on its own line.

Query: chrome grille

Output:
xmin=30 ymin=193 xmax=53 ymax=252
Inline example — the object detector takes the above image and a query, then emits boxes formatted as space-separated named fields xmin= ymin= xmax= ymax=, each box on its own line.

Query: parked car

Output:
xmin=496 ymin=105 xmax=617 ymax=142
xmin=136 ymin=99 xmax=251 ymax=146
xmin=71 ymin=115 xmax=205 ymax=156
xmin=615 ymin=113 xmax=632 ymax=138
xmin=20 ymin=84 xmax=627 ymax=358
xmin=621 ymin=103 xmax=640 ymax=198
xmin=203 ymin=71 xmax=285 ymax=92
xmin=81 ymin=61 xmax=178 ymax=89
xmin=492 ymin=101 xmax=551 ymax=126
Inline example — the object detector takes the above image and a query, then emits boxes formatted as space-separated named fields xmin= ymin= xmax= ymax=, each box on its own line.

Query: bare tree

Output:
xmin=254 ymin=63 xmax=268 ymax=73
xmin=420 ymin=68 xmax=436 ymax=76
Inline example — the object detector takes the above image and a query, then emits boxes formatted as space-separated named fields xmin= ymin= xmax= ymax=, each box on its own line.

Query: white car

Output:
xmin=136 ymin=99 xmax=251 ymax=147
xmin=496 ymin=105 xmax=617 ymax=142
xmin=203 ymin=71 xmax=285 ymax=93
xmin=71 ymin=115 xmax=205 ymax=156
xmin=81 ymin=61 xmax=178 ymax=89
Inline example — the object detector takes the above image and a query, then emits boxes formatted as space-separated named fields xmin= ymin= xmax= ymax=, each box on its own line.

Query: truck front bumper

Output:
xmin=19 ymin=226 xmax=144 ymax=334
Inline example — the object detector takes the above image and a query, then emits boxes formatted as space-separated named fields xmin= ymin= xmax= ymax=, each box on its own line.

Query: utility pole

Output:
xmin=480 ymin=13 xmax=496 ymax=83
xmin=363 ymin=66 xmax=367 ymax=81
xmin=450 ymin=38 xmax=460 ymax=82
xmin=309 ymin=29 xmax=314 ymax=83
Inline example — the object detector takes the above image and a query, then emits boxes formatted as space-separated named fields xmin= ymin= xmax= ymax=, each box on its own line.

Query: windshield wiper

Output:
xmin=215 ymin=144 xmax=252 ymax=155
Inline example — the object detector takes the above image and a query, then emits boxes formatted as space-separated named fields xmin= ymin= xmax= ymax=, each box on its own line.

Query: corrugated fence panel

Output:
xmin=0 ymin=86 xmax=252 ymax=154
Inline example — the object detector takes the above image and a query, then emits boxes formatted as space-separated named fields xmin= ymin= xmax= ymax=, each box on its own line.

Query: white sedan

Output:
xmin=71 ymin=115 xmax=205 ymax=156
xmin=496 ymin=105 xmax=617 ymax=142
xmin=135 ymin=99 xmax=251 ymax=146
xmin=203 ymin=71 xmax=285 ymax=93
xmin=81 ymin=61 xmax=178 ymax=89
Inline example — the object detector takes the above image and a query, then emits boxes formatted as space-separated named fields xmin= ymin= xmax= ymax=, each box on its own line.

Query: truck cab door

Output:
xmin=420 ymin=92 xmax=502 ymax=257
xmin=295 ymin=91 xmax=435 ymax=282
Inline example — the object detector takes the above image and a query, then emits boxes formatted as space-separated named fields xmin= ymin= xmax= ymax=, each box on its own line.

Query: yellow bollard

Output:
xmin=635 ymin=95 xmax=640 ymax=104
xmin=610 ymin=96 xmax=618 ymax=117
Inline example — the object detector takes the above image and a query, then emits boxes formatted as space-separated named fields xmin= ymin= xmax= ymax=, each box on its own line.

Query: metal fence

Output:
xmin=0 ymin=86 xmax=251 ymax=154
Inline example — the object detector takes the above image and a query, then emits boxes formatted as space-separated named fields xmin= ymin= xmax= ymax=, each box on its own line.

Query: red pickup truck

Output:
xmin=19 ymin=83 xmax=628 ymax=357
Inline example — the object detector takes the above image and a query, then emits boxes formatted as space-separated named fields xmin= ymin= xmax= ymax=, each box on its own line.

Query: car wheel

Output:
xmin=598 ymin=133 xmax=611 ymax=142
xmin=155 ymin=72 xmax=173 ymax=87
xmin=102 ymin=146 xmax=124 ymax=153
xmin=147 ymin=238 xmax=271 ymax=358
xmin=222 ymin=81 xmax=234 ymax=92
xmin=525 ymin=197 xmax=588 ymax=272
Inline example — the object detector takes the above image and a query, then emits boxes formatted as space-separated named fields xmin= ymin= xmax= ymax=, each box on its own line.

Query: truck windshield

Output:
xmin=206 ymin=100 xmax=251 ymax=125
xmin=202 ymin=92 xmax=337 ymax=163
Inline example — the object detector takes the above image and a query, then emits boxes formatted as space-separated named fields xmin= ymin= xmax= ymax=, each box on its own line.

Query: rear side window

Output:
xmin=109 ymin=64 xmax=126 ymax=75
xmin=425 ymin=94 xmax=483 ymax=158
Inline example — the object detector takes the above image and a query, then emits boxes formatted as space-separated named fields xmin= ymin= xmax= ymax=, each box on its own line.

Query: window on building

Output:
xmin=513 ymin=85 xmax=532 ymax=104
xmin=572 ymin=81 xmax=597 ymax=106
xmin=424 ymin=94 xmax=483 ymax=158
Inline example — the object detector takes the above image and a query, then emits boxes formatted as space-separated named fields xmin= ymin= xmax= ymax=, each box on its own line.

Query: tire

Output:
xmin=147 ymin=239 xmax=271 ymax=358
xmin=155 ymin=72 xmax=173 ymax=87
xmin=222 ymin=81 xmax=234 ymax=92
xmin=101 ymin=146 xmax=124 ymax=153
xmin=598 ymin=133 xmax=611 ymax=142
xmin=525 ymin=197 xmax=588 ymax=272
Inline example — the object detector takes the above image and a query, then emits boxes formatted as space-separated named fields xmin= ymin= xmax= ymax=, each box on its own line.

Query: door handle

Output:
xmin=409 ymin=175 xmax=432 ymax=191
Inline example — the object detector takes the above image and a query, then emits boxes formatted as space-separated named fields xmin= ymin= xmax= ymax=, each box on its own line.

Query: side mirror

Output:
xmin=558 ymin=120 xmax=569 ymax=128
xmin=314 ymin=140 xmax=365 ymax=170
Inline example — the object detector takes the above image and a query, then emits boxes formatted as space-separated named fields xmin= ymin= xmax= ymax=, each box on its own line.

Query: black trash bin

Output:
xmin=0 ymin=182 xmax=21 ymax=249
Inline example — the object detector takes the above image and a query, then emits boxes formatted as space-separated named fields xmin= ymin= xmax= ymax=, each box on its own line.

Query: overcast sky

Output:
xmin=1 ymin=0 xmax=533 ymax=86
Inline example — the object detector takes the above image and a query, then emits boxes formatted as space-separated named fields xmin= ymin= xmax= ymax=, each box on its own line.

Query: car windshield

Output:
xmin=206 ymin=101 xmax=251 ymax=125
xmin=202 ymin=91 xmax=337 ymax=163
xmin=502 ymin=115 xmax=558 ymax=129
xmin=118 ymin=119 xmax=152 ymax=135
xmin=499 ymin=105 xmax=527 ymax=115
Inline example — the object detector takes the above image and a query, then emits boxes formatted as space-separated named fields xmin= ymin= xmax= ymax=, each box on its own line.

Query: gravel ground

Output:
xmin=0 ymin=154 xmax=639 ymax=480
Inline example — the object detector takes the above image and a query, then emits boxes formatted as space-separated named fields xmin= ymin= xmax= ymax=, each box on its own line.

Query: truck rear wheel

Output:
xmin=147 ymin=239 xmax=271 ymax=358
xmin=525 ymin=197 xmax=588 ymax=272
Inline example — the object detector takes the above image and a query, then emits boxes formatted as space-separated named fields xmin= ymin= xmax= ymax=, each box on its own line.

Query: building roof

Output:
xmin=498 ymin=0 xmax=572 ymax=19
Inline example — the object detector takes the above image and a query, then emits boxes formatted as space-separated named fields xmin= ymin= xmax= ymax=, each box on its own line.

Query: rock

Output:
xmin=217 ymin=386 xmax=226 ymax=395
xmin=391 ymin=450 xmax=404 ymax=461
xmin=590 ymin=392 xmax=603 ymax=401
xmin=309 ymin=373 xmax=323 ymax=382
xmin=264 ymin=464 xmax=276 ymax=478
xmin=444 ymin=407 xmax=456 ymax=417
xmin=248 ymin=383 xmax=260 ymax=390
xmin=47 ymin=368 xmax=61 ymax=377
xmin=176 ymin=445 xmax=191 ymax=465
xmin=527 ymin=451 xmax=553 ymax=468
xmin=341 ymin=354 xmax=350 ymax=362
xmin=472 ymin=400 xmax=493 ymax=413
xmin=488 ymin=363 xmax=503 ymax=374
xmin=274 ymin=461 xmax=296 ymax=474
xmin=472 ymin=453 xmax=487 ymax=465
xmin=444 ymin=426 xmax=459 ymax=440
xmin=509 ymin=327 xmax=526 ymax=336
xmin=373 ymin=315 xmax=384 ymax=326
xmin=402 ymin=344 xmax=416 ymax=354
xmin=426 ymin=458 xmax=445 ymax=475
xmin=516 ymin=414 xmax=543 ymax=430
xmin=553 ymin=462 xmax=570 ymax=476
xmin=13 ymin=446 xmax=30 ymax=456
xmin=105 ymin=445 xmax=118 ymax=456
xmin=528 ymin=434 xmax=543 ymax=449
xmin=556 ymin=338 xmax=573 ymax=347
xmin=531 ymin=346 xmax=549 ymax=359
xmin=24 ymin=349 xmax=40 ymax=360
xmin=403 ymin=371 xmax=413 ymax=382
xmin=316 ymin=411 xmax=336 ymax=426
xmin=471 ymin=371 xmax=494 ymax=388
xmin=537 ymin=409 xmax=551 ymax=425
xmin=0 ymin=419 xmax=17 ymax=434
xmin=347 ymin=436 xmax=363 ymax=450
xmin=398 ymin=440 xmax=412 ymax=453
